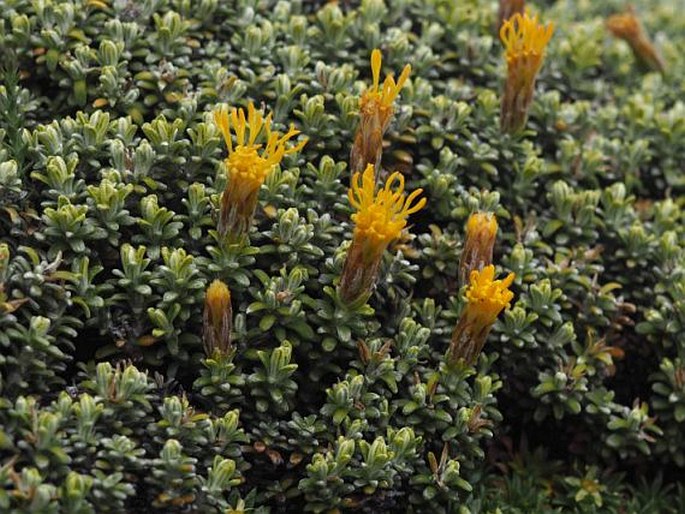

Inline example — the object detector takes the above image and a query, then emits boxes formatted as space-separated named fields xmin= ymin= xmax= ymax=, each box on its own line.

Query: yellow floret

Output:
xmin=205 ymin=279 xmax=231 ymax=328
xmin=361 ymin=48 xmax=412 ymax=111
xmin=213 ymin=102 xmax=307 ymax=191
xmin=348 ymin=164 xmax=426 ymax=256
xmin=465 ymin=265 xmax=516 ymax=327
xmin=500 ymin=11 xmax=554 ymax=62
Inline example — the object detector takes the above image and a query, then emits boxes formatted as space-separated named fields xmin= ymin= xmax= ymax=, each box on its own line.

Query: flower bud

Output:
xmin=606 ymin=9 xmax=664 ymax=74
xmin=203 ymin=279 xmax=233 ymax=356
xmin=459 ymin=212 xmax=498 ymax=286
xmin=338 ymin=164 xmax=425 ymax=305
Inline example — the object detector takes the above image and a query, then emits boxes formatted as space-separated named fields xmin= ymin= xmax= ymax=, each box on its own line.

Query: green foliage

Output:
xmin=1 ymin=0 xmax=684 ymax=512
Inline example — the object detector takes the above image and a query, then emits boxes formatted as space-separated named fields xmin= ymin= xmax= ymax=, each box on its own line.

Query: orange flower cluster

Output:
xmin=206 ymin=31 xmax=529 ymax=369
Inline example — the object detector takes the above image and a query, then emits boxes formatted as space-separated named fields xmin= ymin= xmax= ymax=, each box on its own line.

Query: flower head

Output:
xmin=349 ymin=164 xmax=426 ymax=258
xmin=339 ymin=164 xmax=425 ymax=305
xmin=206 ymin=279 xmax=231 ymax=325
xmin=213 ymin=102 xmax=307 ymax=239
xmin=466 ymin=212 xmax=498 ymax=241
xmin=214 ymin=102 xmax=306 ymax=196
xmin=499 ymin=11 xmax=554 ymax=133
xmin=448 ymin=265 xmax=515 ymax=364
xmin=350 ymin=49 xmax=411 ymax=174
xmin=465 ymin=265 xmax=515 ymax=328
xmin=203 ymin=279 xmax=233 ymax=356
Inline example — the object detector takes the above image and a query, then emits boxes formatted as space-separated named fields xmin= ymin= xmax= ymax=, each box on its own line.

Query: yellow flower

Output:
xmin=349 ymin=163 xmax=426 ymax=260
xmin=499 ymin=11 xmax=554 ymax=133
xmin=213 ymin=102 xmax=307 ymax=239
xmin=606 ymin=9 xmax=664 ymax=73
xmin=339 ymin=164 xmax=425 ymax=305
xmin=465 ymin=265 xmax=515 ymax=327
xmin=362 ymin=49 xmax=412 ymax=114
xmin=206 ymin=279 xmax=231 ymax=325
xmin=203 ymin=279 xmax=233 ymax=356
xmin=448 ymin=265 xmax=515 ymax=364
xmin=501 ymin=11 xmax=554 ymax=63
xmin=459 ymin=212 xmax=498 ymax=286
xmin=350 ymin=49 xmax=411 ymax=175
xmin=497 ymin=0 xmax=525 ymax=32
xmin=466 ymin=212 xmax=498 ymax=239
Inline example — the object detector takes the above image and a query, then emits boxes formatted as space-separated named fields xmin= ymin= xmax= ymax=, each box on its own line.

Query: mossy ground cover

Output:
xmin=1 ymin=0 xmax=684 ymax=512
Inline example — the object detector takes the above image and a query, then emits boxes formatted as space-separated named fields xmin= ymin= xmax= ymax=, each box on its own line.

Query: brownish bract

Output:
xmin=349 ymin=49 xmax=411 ymax=177
xmin=606 ymin=8 xmax=665 ymax=73
xmin=447 ymin=266 xmax=515 ymax=365
xmin=497 ymin=0 xmax=525 ymax=32
xmin=203 ymin=279 xmax=233 ymax=356
xmin=459 ymin=212 xmax=498 ymax=287
xmin=214 ymin=102 xmax=307 ymax=241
